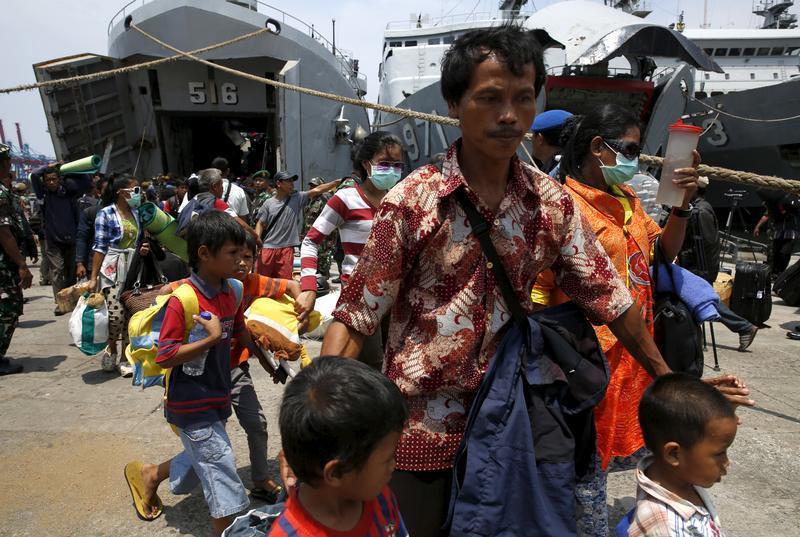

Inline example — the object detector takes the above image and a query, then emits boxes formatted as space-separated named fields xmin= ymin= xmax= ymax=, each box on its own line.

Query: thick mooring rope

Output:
xmin=129 ymin=23 xmax=461 ymax=127
xmin=640 ymin=155 xmax=800 ymax=195
xmin=4 ymin=19 xmax=798 ymax=195
xmin=0 ymin=27 xmax=272 ymax=95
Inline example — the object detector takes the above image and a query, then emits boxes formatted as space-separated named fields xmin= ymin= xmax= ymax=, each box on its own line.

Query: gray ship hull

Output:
xmin=33 ymin=0 xmax=370 ymax=186
xmin=687 ymin=78 xmax=800 ymax=208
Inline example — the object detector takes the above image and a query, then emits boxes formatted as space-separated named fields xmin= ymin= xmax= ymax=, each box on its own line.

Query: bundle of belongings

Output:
xmin=127 ymin=288 xmax=320 ymax=388
xmin=244 ymin=296 xmax=322 ymax=376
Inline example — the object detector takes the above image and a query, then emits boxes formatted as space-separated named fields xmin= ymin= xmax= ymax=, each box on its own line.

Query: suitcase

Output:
xmin=730 ymin=262 xmax=772 ymax=325
xmin=773 ymin=260 xmax=800 ymax=306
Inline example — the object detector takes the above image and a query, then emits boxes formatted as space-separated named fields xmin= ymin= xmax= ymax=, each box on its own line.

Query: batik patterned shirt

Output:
xmin=333 ymin=140 xmax=633 ymax=471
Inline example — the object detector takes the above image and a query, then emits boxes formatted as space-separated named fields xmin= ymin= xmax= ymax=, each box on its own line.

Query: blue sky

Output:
xmin=0 ymin=0 xmax=783 ymax=157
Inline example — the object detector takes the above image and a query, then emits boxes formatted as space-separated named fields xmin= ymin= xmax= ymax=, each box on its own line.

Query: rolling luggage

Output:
xmin=730 ymin=261 xmax=772 ymax=325
xmin=773 ymin=260 xmax=800 ymax=307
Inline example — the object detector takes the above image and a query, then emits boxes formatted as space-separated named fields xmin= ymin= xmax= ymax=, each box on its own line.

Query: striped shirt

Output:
xmin=268 ymin=486 xmax=408 ymax=537
xmin=300 ymin=186 xmax=376 ymax=292
xmin=625 ymin=456 xmax=725 ymax=537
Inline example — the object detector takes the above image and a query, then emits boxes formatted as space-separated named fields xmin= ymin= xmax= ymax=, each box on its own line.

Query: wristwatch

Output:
xmin=671 ymin=207 xmax=692 ymax=218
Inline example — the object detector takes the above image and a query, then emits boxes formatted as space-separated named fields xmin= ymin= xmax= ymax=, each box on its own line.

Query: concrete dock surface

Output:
xmin=0 ymin=265 xmax=798 ymax=536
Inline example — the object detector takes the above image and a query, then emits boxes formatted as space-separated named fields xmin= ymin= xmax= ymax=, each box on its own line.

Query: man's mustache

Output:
xmin=487 ymin=127 xmax=524 ymax=138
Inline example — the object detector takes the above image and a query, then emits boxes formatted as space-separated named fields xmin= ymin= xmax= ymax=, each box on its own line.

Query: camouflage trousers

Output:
xmin=0 ymin=267 xmax=23 ymax=357
xmin=317 ymin=239 xmax=333 ymax=279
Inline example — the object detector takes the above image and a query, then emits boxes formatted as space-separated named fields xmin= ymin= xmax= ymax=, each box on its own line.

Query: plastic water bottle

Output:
xmin=183 ymin=311 xmax=213 ymax=376
xmin=656 ymin=120 xmax=703 ymax=207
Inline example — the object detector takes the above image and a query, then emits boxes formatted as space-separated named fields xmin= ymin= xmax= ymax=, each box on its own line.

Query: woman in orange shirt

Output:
xmin=532 ymin=103 xmax=701 ymax=536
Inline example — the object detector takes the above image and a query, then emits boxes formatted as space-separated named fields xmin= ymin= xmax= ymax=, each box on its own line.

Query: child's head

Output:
xmin=280 ymin=356 xmax=408 ymax=500
xmin=186 ymin=211 xmax=246 ymax=278
xmin=639 ymin=373 xmax=738 ymax=488
xmin=234 ymin=233 xmax=258 ymax=281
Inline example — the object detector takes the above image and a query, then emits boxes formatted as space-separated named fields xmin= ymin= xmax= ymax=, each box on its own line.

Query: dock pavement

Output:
xmin=0 ymin=264 xmax=798 ymax=536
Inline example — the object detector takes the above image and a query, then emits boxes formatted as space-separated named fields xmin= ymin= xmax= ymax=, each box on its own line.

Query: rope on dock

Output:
xmin=3 ymin=21 xmax=799 ymax=195
xmin=129 ymin=23 xmax=462 ymax=128
xmin=0 ymin=26 xmax=272 ymax=95
xmin=640 ymin=155 xmax=800 ymax=195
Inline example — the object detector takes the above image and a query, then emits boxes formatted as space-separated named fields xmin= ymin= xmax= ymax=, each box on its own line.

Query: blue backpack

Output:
xmin=446 ymin=190 xmax=609 ymax=536
xmin=176 ymin=193 xmax=217 ymax=236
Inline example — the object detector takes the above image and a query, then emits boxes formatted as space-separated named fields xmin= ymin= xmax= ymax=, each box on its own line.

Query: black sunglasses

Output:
xmin=604 ymin=139 xmax=641 ymax=160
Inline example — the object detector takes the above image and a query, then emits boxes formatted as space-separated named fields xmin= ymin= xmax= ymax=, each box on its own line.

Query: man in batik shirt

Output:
xmin=319 ymin=26 xmax=740 ymax=537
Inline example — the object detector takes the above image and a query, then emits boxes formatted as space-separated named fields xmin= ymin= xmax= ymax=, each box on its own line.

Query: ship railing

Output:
xmin=719 ymin=230 xmax=768 ymax=268
xmin=108 ymin=0 xmax=364 ymax=96
xmin=385 ymin=10 xmax=528 ymax=30
xmin=546 ymin=65 xmax=639 ymax=77
xmin=108 ymin=0 xmax=147 ymax=35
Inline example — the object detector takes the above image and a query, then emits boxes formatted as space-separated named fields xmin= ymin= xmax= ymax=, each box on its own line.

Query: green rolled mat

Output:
xmin=59 ymin=155 xmax=102 ymax=174
xmin=138 ymin=202 xmax=188 ymax=261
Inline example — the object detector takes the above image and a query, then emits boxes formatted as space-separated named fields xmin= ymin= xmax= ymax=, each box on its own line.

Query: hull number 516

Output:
xmin=188 ymin=82 xmax=238 ymax=105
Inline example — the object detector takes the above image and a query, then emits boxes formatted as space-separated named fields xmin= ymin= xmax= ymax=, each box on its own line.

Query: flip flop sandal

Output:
xmin=124 ymin=461 xmax=164 ymax=521
xmin=250 ymin=485 xmax=284 ymax=504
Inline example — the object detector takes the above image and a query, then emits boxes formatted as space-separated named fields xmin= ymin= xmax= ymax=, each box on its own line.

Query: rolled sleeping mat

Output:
xmin=59 ymin=155 xmax=102 ymax=174
xmin=137 ymin=202 xmax=188 ymax=262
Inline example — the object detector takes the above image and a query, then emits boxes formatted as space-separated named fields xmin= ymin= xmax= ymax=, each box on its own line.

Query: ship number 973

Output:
xmin=188 ymin=82 xmax=239 ymax=105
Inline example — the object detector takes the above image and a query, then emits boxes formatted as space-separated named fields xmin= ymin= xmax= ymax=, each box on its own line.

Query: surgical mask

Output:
xmin=598 ymin=142 xmax=639 ymax=186
xmin=127 ymin=193 xmax=142 ymax=208
xmin=368 ymin=161 xmax=403 ymax=191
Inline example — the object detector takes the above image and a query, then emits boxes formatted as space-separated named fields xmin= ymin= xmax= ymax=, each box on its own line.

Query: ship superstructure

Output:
xmin=33 ymin=0 xmax=370 ymax=185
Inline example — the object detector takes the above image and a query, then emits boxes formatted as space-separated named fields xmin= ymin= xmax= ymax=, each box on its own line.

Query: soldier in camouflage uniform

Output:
xmin=249 ymin=170 xmax=274 ymax=227
xmin=0 ymin=144 xmax=33 ymax=375
xmin=303 ymin=177 xmax=334 ymax=280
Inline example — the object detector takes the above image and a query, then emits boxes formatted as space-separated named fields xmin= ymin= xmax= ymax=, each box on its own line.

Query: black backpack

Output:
xmin=652 ymin=241 xmax=704 ymax=377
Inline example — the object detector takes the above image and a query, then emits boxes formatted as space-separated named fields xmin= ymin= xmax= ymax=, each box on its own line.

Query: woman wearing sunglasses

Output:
xmin=89 ymin=175 xmax=146 ymax=376
xmin=531 ymin=103 xmax=703 ymax=536
xmin=297 ymin=130 xmax=405 ymax=369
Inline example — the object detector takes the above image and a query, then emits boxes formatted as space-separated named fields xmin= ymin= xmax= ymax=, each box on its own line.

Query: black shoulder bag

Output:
xmin=652 ymin=238 xmax=704 ymax=377
xmin=453 ymin=188 xmax=609 ymax=408
xmin=259 ymin=199 xmax=290 ymax=241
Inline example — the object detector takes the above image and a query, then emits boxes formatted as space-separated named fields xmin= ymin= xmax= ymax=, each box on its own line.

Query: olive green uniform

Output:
xmin=0 ymin=183 xmax=25 ymax=357
xmin=303 ymin=194 xmax=333 ymax=279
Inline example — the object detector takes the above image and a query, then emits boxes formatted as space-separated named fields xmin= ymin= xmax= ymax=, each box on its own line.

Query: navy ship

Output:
xmin=32 ymin=0 xmax=370 ymax=185
xmin=375 ymin=0 xmax=799 ymax=208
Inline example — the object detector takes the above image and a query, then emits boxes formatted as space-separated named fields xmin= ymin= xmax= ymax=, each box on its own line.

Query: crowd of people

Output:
xmin=0 ymin=22 xmax=798 ymax=537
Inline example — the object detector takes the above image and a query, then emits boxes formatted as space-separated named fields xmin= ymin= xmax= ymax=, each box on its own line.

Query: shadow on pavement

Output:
xmin=162 ymin=491 xmax=217 ymax=537
xmin=608 ymin=496 xmax=636 ymax=530
xmin=17 ymin=319 xmax=55 ymax=329
xmin=749 ymin=405 xmax=800 ymax=425
xmin=81 ymin=369 xmax=119 ymax=385
xmin=18 ymin=354 xmax=66 ymax=372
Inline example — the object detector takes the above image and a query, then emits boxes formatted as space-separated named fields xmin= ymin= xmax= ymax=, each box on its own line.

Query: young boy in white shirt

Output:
xmin=620 ymin=373 xmax=738 ymax=536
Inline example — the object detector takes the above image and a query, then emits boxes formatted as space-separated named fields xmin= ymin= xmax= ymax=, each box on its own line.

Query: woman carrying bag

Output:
xmin=296 ymin=131 xmax=405 ymax=370
xmin=531 ymin=104 xmax=743 ymax=536
xmin=89 ymin=175 xmax=148 ymax=376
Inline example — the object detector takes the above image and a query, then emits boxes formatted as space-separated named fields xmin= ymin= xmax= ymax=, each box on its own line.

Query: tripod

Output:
xmin=719 ymin=198 xmax=751 ymax=271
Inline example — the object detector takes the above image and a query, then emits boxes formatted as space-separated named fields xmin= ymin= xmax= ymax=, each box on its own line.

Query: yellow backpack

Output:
xmin=126 ymin=279 xmax=243 ymax=388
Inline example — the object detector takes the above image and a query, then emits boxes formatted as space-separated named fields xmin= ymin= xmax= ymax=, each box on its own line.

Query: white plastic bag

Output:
xmin=69 ymin=294 xmax=109 ymax=356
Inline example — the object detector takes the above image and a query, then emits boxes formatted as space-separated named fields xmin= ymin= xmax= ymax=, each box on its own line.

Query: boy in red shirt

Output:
xmin=159 ymin=233 xmax=303 ymax=504
xmin=270 ymin=356 xmax=409 ymax=537
xmin=123 ymin=212 xmax=268 ymax=536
